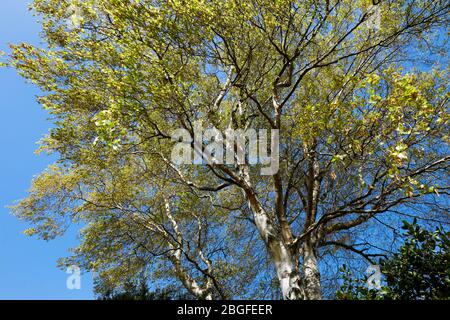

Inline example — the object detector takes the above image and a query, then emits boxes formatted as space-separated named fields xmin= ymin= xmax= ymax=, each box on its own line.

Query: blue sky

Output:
xmin=0 ymin=0 xmax=93 ymax=299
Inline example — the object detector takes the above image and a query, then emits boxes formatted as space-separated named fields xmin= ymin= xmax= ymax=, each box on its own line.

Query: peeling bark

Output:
xmin=303 ymin=244 xmax=322 ymax=300
xmin=271 ymin=239 xmax=304 ymax=300
xmin=244 ymin=181 xmax=303 ymax=299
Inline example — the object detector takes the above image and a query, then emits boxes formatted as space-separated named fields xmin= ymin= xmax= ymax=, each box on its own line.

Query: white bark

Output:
xmin=243 ymin=182 xmax=303 ymax=299
xmin=271 ymin=239 xmax=303 ymax=300
xmin=303 ymin=244 xmax=322 ymax=300
xmin=164 ymin=198 xmax=213 ymax=300
xmin=169 ymin=251 xmax=213 ymax=300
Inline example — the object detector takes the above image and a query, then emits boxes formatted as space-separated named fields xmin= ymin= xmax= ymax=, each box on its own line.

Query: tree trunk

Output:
xmin=269 ymin=238 xmax=304 ymax=299
xmin=303 ymin=244 xmax=322 ymax=300
xmin=244 ymin=185 xmax=304 ymax=299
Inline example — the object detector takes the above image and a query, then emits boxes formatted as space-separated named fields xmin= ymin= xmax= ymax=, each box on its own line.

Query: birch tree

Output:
xmin=10 ymin=0 xmax=450 ymax=299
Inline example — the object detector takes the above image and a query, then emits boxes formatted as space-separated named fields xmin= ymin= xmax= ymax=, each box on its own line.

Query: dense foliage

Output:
xmin=337 ymin=220 xmax=450 ymax=300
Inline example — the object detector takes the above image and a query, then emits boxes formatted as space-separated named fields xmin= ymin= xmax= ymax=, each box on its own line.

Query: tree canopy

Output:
xmin=9 ymin=0 xmax=450 ymax=299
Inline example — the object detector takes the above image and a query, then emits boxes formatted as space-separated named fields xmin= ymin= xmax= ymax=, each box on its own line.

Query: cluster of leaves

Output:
xmin=336 ymin=220 xmax=450 ymax=300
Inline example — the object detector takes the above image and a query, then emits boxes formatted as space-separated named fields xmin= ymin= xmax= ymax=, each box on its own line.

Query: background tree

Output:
xmin=94 ymin=273 xmax=194 ymax=300
xmin=336 ymin=219 xmax=450 ymax=300
xmin=9 ymin=0 xmax=450 ymax=299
